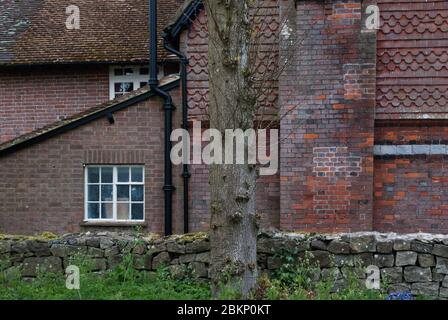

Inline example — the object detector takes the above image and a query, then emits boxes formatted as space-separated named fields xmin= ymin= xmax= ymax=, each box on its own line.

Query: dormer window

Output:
xmin=109 ymin=63 xmax=180 ymax=100
xmin=109 ymin=65 xmax=150 ymax=99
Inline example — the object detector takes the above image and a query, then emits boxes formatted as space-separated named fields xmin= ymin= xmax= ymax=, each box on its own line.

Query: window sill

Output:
xmin=80 ymin=221 xmax=146 ymax=227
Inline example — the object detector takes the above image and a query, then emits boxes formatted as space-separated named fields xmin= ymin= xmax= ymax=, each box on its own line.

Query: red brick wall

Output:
xmin=0 ymin=64 xmax=109 ymax=143
xmin=279 ymin=0 xmax=376 ymax=232
xmin=374 ymin=156 xmax=448 ymax=233
xmin=0 ymin=91 xmax=183 ymax=235
xmin=374 ymin=123 xmax=448 ymax=233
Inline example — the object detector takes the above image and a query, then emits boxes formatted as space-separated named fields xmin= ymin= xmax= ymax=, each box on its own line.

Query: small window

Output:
xmin=114 ymin=82 xmax=134 ymax=97
xmin=109 ymin=65 xmax=165 ymax=99
xmin=85 ymin=166 xmax=145 ymax=221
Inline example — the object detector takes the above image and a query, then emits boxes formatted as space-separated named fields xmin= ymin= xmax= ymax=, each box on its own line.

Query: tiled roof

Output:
xmin=0 ymin=0 xmax=185 ymax=65
xmin=0 ymin=74 xmax=180 ymax=155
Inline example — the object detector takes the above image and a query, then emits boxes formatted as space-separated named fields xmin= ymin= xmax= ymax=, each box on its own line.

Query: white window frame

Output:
xmin=109 ymin=65 xmax=151 ymax=100
xmin=84 ymin=165 xmax=145 ymax=222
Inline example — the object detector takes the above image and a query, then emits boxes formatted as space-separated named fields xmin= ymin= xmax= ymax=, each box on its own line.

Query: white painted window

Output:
xmin=109 ymin=65 xmax=150 ymax=99
xmin=85 ymin=166 xmax=145 ymax=221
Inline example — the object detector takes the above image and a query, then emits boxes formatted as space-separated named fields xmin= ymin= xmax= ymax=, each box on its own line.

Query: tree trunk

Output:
xmin=204 ymin=0 xmax=259 ymax=298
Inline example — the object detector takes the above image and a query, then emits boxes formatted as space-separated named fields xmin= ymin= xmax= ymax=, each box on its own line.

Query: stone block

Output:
xmin=152 ymin=252 xmax=171 ymax=270
xmin=381 ymin=267 xmax=403 ymax=284
xmin=396 ymin=251 xmax=417 ymax=266
xmin=377 ymin=241 xmax=393 ymax=253
xmin=418 ymin=254 xmax=435 ymax=267
xmin=22 ymin=256 xmax=62 ymax=277
xmin=411 ymin=282 xmax=439 ymax=298
xmin=393 ymin=240 xmax=411 ymax=251
xmin=186 ymin=240 xmax=210 ymax=253
xmin=374 ymin=254 xmax=394 ymax=268
xmin=404 ymin=267 xmax=432 ymax=283
xmin=328 ymin=240 xmax=351 ymax=254
xmin=433 ymin=244 xmax=448 ymax=258
xmin=349 ymin=235 xmax=376 ymax=253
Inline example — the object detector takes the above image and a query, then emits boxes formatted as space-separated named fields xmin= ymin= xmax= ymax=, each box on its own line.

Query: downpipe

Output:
xmin=163 ymin=37 xmax=191 ymax=234
xmin=149 ymin=0 xmax=175 ymax=236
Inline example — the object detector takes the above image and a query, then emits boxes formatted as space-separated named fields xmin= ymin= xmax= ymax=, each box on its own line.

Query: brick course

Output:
xmin=0 ymin=65 xmax=109 ymax=143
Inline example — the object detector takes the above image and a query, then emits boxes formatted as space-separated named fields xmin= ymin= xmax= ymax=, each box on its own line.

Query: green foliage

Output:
xmin=255 ymin=249 xmax=387 ymax=300
xmin=273 ymin=250 xmax=320 ymax=291
xmin=0 ymin=253 xmax=210 ymax=300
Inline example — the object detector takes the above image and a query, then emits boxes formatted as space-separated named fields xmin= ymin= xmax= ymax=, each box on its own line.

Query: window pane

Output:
xmin=131 ymin=204 xmax=144 ymax=220
xmin=117 ymin=167 xmax=129 ymax=182
xmin=114 ymin=83 xmax=123 ymax=92
xmin=124 ymin=68 xmax=134 ymax=75
xmin=101 ymin=167 xmax=113 ymax=183
xmin=101 ymin=185 xmax=113 ymax=202
xmin=114 ymin=68 xmax=123 ymax=76
xmin=140 ymin=67 xmax=149 ymax=75
xmin=140 ymin=82 xmax=147 ymax=88
xmin=88 ymin=167 xmax=100 ymax=183
xmin=88 ymin=203 xmax=99 ymax=219
xmin=117 ymin=203 xmax=130 ymax=220
xmin=122 ymin=82 xmax=134 ymax=92
xmin=114 ymin=82 xmax=134 ymax=93
xmin=131 ymin=167 xmax=143 ymax=182
xmin=131 ymin=185 xmax=144 ymax=202
xmin=101 ymin=203 xmax=113 ymax=219
xmin=88 ymin=185 xmax=99 ymax=201
xmin=117 ymin=185 xmax=129 ymax=201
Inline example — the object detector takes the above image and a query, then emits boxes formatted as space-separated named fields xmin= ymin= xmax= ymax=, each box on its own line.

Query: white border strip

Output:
xmin=374 ymin=145 xmax=448 ymax=156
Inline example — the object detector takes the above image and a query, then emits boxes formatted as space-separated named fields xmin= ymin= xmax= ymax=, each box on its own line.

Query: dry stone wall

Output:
xmin=2 ymin=231 xmax=448 ymax=298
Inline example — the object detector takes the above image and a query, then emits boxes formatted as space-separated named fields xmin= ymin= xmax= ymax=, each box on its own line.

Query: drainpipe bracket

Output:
xmin=106 ymin=112 xmax=115 ymax=124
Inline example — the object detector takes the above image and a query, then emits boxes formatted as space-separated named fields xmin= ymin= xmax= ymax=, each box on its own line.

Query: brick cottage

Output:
xmin=0 ymin=0 xmax=447 ymax=236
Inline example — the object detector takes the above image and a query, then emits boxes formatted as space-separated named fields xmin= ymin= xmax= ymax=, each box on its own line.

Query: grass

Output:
xmin=0 ymin=255 xmax=210 ymax=300
xmin=0 ymin=252 xmax=391 ymax=300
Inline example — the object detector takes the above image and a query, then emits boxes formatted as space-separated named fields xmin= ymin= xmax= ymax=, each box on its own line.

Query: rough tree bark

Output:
xmin=204 ymin=0 xmax=259 ymax=297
